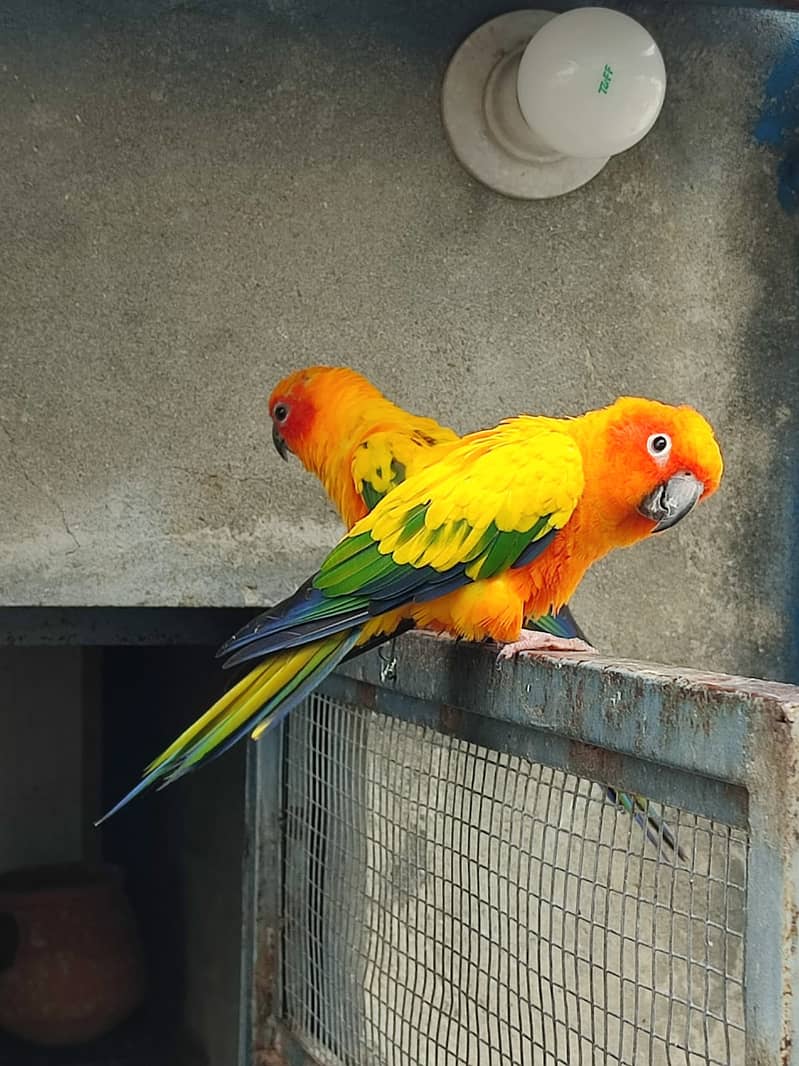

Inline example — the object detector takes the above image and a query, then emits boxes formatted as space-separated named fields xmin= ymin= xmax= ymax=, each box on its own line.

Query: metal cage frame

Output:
xmin=239 ymin=631 xmax=799 ymax=1066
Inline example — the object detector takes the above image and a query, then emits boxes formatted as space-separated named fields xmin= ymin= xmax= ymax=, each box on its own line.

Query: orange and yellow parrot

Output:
xmin=265 ymin=366 xmax=688 ymax=853
xmin=269 ymin=365 xmax=459 ymax=526
xmin=100 ymin=394 xmax=722 ymax=825
xmin=267 ymin=365 xmax=587 ymax=646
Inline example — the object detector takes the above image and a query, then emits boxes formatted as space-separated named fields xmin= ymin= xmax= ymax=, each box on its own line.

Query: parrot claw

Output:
xmin=497 ymin=629 xmax=597 ymax=660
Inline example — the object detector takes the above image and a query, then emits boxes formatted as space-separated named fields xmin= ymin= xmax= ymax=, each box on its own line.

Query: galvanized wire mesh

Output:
xmin=282 ymin=693 xmax=747 ymax=1066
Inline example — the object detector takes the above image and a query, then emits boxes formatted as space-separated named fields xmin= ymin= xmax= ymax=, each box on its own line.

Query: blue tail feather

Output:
xmin=606 ymin=786 xmax=684 ymax=861
xmin=167 ymin=630 xmax=362 ymax=784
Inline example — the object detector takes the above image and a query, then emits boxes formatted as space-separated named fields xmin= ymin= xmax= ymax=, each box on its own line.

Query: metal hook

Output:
xmin=378 ymin=640 xmax=398 ymax=684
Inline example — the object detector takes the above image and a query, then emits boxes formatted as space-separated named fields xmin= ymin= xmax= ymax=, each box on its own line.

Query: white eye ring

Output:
xmin=647 ymin=432 xmax=672 ymax=459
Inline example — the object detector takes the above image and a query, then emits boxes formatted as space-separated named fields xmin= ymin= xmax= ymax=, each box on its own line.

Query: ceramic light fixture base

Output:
xmin=441 ymin=11 xmax=610 ymax=200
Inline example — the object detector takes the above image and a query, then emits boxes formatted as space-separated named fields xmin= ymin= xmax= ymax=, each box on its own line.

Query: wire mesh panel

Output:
xmin=281 ymin=692 xmax=747 ymax=1066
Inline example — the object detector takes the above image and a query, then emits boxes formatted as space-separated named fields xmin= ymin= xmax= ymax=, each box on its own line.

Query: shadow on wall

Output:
xmin=743 ymin=36 xmax=799 ymax=682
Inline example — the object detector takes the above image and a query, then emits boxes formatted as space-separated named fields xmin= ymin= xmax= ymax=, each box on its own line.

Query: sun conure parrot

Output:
xmin=266 ymin=365 xmax=687 ymax=855
xmin=99 ymin=394 xmax=723 ymax=827
xmin=268 ymin=365 xmax=588 ymax=647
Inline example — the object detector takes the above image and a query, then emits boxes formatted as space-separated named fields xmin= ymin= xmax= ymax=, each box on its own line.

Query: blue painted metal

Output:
xmin=243 ymin=632 xmax=799 ymax=1065
xmin=240 ymin=726 xmax=285 ymax=1066
xmin=334 ymin=634 xmax=790 ymax=790
xmin=319 ymin=670 xmax=747 ymax=828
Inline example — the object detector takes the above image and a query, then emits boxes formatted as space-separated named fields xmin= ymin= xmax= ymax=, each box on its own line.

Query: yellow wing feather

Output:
xmin=343 ymin=417 xmax=585 ymax=574
xmin=350 ymin=422 xmax=458 ymax=507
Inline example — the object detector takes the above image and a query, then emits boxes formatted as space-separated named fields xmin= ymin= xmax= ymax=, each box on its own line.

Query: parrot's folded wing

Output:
xmin=323 ymin=422 xmax=583 ymax=590
xmin=351 ymin=424 xmax=458 ymax=511
xmin=219 ymin=421 xmax=584 ymax=668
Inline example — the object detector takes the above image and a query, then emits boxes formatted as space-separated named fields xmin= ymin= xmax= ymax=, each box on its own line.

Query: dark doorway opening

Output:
xmin=0 ymin=608 xmax=253 ymax=1066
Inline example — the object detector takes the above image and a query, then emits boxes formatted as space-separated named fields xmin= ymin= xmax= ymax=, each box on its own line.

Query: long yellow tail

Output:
xmin=96 ymin=630 xmax=360 ymax=823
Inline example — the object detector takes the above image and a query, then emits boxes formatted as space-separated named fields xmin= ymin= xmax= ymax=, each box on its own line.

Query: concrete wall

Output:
xmin=0 ymin=0 xmax=797 ymax=682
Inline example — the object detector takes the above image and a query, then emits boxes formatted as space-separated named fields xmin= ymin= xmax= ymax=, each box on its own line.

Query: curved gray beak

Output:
xmin=272 ymin=423 xmax=289 ymax=461
xmin=638 ymin=472 xmax=703 ymax=533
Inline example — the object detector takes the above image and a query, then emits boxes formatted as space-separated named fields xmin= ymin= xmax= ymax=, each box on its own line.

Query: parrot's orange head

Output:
xmin=582 ymin=396 xmax=723 ymax=539
xmin=268 ymin=365 xmax=382 ymax=464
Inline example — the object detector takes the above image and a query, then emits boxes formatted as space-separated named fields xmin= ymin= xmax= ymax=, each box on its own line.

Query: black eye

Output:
xmin=647 ymin=432 xmax=671 ymax=458
xmin=273 ymin=404 xmax=288 ymax=423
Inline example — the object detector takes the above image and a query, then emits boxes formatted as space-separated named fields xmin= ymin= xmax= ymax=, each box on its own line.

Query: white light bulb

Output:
xmin=441 ymin=7 xmax=667 ymax=198
xmin=516 ymin=8 xmax=666 ymax=160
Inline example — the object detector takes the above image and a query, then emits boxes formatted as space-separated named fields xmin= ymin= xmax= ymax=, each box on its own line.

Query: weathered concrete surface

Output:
xmin=0 ymin=1 xmax=797 ymax=681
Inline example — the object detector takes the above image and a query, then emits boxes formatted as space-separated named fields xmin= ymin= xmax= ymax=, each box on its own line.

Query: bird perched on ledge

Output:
xmin=265 ymin=366 xmax=700 ymax=856
xmin=99 ymin=392 xmax=722 ymax=822
xmin=267 ymin=364 xmax=586 ymax=646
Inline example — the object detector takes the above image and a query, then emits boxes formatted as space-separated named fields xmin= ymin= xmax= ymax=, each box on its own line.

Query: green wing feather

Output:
xmin=352 ymin=425 xmax=456 ymax=510
xmin=316 ymin=420 xmax=584 ymax=605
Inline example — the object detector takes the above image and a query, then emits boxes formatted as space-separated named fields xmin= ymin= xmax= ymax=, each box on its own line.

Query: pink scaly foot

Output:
xmin=497 ymin=628 xmax=597 ymax=661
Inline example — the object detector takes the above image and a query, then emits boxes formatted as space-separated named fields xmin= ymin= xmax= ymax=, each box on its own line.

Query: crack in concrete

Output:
xmin=169 ymin=463 xmax=267 ymax=487
xmin=583 ymin=346 xmax=605 ymax=397
xmin=0 ymin=423 xmax=81 ymax=554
